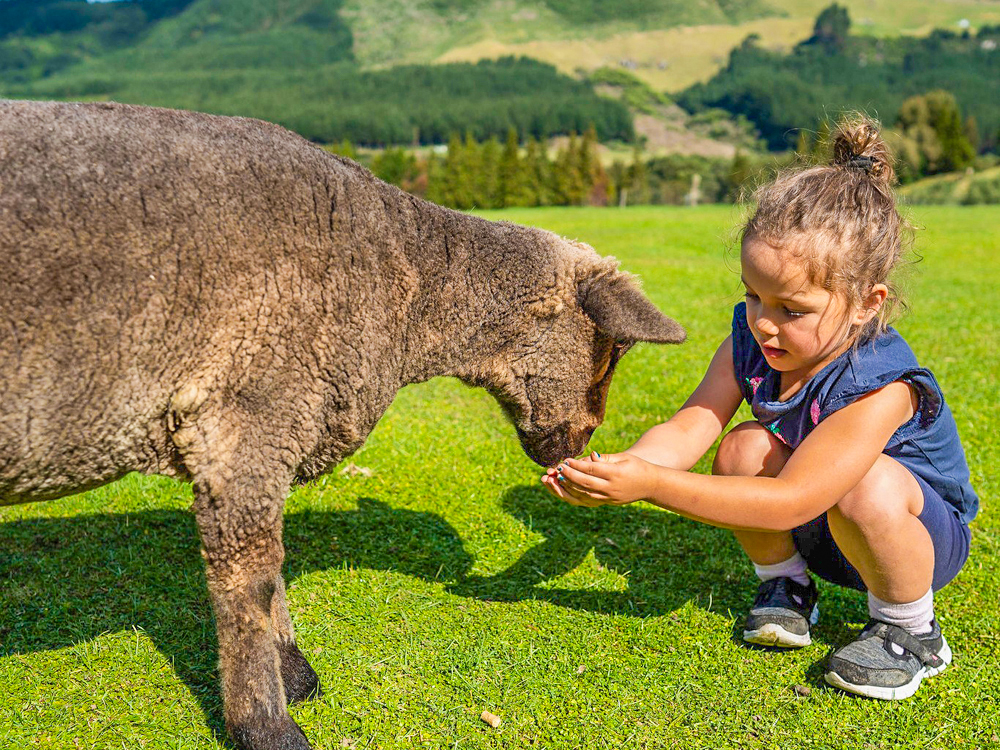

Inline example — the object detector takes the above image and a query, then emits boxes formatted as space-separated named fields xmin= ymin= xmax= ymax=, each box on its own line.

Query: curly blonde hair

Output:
xmin=740 ymin=115 xmax=913 ymax=343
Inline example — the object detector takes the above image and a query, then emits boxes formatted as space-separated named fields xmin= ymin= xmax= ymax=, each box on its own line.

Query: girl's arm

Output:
xmin=622 ymin=336 xmax=744 ymax=471
xmin=556 ymin=381 xmax=915 ymax=533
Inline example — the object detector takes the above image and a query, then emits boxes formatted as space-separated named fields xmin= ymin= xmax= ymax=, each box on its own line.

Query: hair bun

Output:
xmin=830 ymin=115 xmax=895 ymax=188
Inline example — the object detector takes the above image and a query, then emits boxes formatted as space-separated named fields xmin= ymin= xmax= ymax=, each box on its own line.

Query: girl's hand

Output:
xmin=541 ymin=452 xmax=658 ymax=507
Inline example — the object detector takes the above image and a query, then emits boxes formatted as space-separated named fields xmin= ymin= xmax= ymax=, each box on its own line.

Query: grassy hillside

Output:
xmin=424 ymin=0 xmax=1000 ymax=92
xmin=2 ymin=1 xmax=633 ymax=146
xmin=5 ymin=1 xmax=1000 ymax=96
xmin=342 ymin=0 xmax=776 ymax=71
xmin=900 ymin=165 xmax=1000 ymax=205
xmin=3 ymin=0 xmax=998 ymax=153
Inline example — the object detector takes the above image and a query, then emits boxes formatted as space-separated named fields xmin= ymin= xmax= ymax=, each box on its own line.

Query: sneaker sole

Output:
xmin=743 ymin=605 xmax=819 ymax=648
xmin=824 ymin=637 xmax=952 ymax=700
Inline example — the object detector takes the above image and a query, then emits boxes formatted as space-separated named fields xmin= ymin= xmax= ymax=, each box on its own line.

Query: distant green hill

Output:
xmin=0 ymin=0 xmax=777 ymax=86
xmin=676 ymin=26 xmax=1000 ymax=151
xmin=360 ymin=0 xmax=1000 ymax=93
xmin=1 ymin=0 xmax=633 ymax=145
xmin=0 ymin=0 xmax=353 ymax=83
xmin=2 ymin=0 xmax=999 ymax=152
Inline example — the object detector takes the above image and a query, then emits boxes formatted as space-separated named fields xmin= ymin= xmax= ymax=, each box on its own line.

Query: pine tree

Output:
xmin=609 ymin=161 xmax=627 ymax=207
xmin=423 ymin=153 xmax=446 ymax=204
xmin=964 ymin=116 xmax=980 ymax=155
xmin=810 ymin=4 xmax=851 ymax=54
xmin=897 ymin=90 xmax=975 ymax=174
xmin=625 ymin=145 xmax=649 ymax=205
xmin=371 ymin=148 xmax=416 ymax=188
xmin=328 ymin=139 xmax=358 ymax=161
xmin=729 ymin=149 xmax=752 ymax=201
xmin=459 ymin=131 xmax=481 ymax=208
xmin=499 ymin=128 xmax=529 ymax=207
xmin=581 ymin=125 xmax=611 ymax=206
xmin=555 ymin=132 xmax=586 ymax=205
xmin=524 ymin=137 xmax=553 ymax=206
xmin=478 ymin=136 xmax=502 ymax=208
xmin=441 ymin=132 xmax=472 ymax=209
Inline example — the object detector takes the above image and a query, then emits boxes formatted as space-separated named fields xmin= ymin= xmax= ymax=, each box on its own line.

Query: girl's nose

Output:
xmin=754 ymin=315 xmax=779 ymax=337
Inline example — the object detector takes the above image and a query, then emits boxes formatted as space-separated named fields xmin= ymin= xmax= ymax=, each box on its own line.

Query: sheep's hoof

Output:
xmin=229 ymin=715 xmax=312 ymax=750
xmin=279 ymin=641 xmax=323 ymax=704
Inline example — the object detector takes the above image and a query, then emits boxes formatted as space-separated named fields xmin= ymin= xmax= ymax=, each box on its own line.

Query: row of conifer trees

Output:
xmin=331 ymin=127 xmax=758 ymax=209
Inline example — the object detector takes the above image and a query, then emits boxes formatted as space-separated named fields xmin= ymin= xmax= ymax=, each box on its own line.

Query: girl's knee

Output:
xmin=832 ymin=455 xmax=923 ymax=527
xmin=713 ymin=421 xmax=791 ymax=478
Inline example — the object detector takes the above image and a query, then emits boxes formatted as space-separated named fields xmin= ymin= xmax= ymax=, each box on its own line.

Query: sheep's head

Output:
xmin=476 ymin=244 xmax=685 ymax=467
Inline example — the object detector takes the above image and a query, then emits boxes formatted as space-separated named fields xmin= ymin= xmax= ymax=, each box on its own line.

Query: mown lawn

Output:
xmin=1 ymin=205 xmax=997 ymax=748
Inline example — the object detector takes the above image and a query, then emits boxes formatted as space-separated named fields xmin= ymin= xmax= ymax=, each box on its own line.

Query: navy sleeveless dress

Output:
xmin=731 ymin=302 xmax=977 ymax=590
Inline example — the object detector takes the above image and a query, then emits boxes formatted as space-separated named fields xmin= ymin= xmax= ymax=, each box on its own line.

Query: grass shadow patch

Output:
xmin=448 ymin=484 xmax=754 ymax=617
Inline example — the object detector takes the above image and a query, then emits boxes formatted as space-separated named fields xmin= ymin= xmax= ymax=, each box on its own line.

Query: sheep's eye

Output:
xmin=592 ymin=353 xmax=612 ymax=385
xmin=592 ymin=343 xmax=629 ymax=386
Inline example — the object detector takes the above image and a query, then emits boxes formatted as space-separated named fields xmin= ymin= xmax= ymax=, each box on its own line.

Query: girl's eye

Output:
xmin=744 ymin=291 xmax=759 ymax=300
xmin=784 ymin=307 xmax=806 ymax=318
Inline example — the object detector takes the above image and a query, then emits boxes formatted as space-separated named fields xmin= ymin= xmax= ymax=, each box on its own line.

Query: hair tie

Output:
xmin=846 ymin=155 xmax=876 ymax=172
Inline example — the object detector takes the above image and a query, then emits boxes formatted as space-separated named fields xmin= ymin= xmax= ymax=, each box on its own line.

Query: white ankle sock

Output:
xmin=754 ymin=552 xmax=810 ymax=586
xmin=868 ymin=588 xmax=934 ymax=635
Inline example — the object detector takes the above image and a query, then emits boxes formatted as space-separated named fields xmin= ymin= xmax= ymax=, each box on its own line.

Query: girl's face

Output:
xmin=740 ymin=237 xmax=875 ymax=387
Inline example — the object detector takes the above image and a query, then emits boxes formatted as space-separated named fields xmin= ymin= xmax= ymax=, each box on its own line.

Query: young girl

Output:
xmin=542 ymin=117 xmax=978 ymax=701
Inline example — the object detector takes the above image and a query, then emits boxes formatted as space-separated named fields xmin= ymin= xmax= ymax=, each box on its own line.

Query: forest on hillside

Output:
xmin=2 ymin=1 xmax=999 ymax=206
xmin=0 ymin=1 xmax=632 ymax=145
xmin=0 ymin=0 xmax=195 ymax=50
xmin=678 ymin=8 xmax=1000 ymax=155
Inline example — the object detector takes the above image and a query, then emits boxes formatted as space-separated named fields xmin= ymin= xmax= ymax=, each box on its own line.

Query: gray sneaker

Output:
xmin=824 ymin=619 xmax=951 ymax=700
xmin=743 ymin=576 xmax=819 ymax=648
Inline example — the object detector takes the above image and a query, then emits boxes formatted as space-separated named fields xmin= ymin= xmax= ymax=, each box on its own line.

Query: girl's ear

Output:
xmin=854 ymin=283 xmax=889 ymax=325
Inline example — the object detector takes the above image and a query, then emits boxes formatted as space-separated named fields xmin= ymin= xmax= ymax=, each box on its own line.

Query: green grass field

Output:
xmin=1 ymin=205 xmax=997 ymax=748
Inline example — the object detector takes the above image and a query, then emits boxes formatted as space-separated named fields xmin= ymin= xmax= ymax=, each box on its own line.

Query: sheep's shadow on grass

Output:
xmin=0 ymin=498 xmax=473 ymax=743
xmin=0 ymin=485 xmax=868 ymax=738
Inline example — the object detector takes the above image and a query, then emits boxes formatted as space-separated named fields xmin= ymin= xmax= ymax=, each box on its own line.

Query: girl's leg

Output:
xmin=826 ymin=454 xmax=933 ymax=603
xmin=714 ymin=421 xmax=816 ymax=648
xmin=823 ymin=456 xmax=948 ymax=700
xmin=712 ymin=421 xmax=795 ymax=564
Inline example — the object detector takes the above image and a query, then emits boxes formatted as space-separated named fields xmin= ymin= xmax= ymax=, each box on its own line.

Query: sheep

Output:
xmin=0 ymin=100 xmax=685 ymax=750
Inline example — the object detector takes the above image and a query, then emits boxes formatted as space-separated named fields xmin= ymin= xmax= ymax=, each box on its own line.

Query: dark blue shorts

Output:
xmin=791 ymin=470 xmax=971 ymax=592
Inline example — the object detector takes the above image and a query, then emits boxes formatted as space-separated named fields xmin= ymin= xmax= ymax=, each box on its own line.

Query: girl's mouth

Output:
xmin=761 ymin=345 xmax=785 ymax=358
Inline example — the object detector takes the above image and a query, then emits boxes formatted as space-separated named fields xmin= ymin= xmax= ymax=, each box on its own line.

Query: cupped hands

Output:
xmin=540 ymin=451 xmax=658 ymax=507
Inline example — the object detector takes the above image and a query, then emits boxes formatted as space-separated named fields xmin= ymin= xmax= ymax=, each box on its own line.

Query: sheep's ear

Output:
xmin=579 ymin=274 xmax=686 ymax=344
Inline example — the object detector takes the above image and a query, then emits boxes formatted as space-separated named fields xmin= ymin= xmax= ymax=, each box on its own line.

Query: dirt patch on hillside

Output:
xmin=634 ymin=114 xmax=737 ymax=158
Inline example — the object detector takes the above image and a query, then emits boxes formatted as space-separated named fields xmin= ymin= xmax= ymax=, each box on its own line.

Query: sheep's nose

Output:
xmin=568 ymin=425 xmax=595 ymax=453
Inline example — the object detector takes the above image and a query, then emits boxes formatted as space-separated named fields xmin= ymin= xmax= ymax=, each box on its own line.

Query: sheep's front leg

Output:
xmin=193 ymin=475 xmax=311 ymax=750
xmin=271 ymin=574 xmax=322 ymax=704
